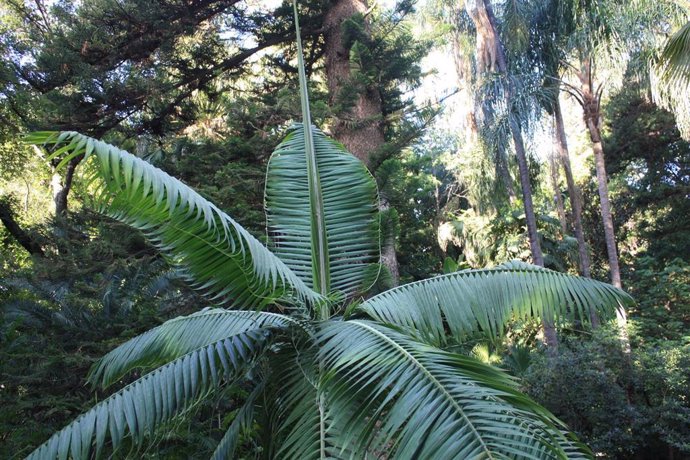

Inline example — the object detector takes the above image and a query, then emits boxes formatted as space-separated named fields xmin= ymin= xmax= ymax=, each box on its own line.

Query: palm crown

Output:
xmin=24 ymin=4 xmax=632 ymax=459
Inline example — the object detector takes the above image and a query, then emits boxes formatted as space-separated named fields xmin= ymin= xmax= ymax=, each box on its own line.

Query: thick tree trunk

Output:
xmin=577 ymin=59 xmax=627 ymax=343
xmin=323 ymin=0 xmax=399 ymax=285
xmin=472 ymin=0 xmax=556 ymax=350
xmin=324 ymin=0 xmax=385 ymax=164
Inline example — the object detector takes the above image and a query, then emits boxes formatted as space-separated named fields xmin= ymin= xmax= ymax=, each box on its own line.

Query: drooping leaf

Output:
xmin=26 ymin=131 xmax=322 ymax=310
xmin=27 ymin=330 xmax=271 ymax=460
xmin=89 ymin=308 xmax=296 ymax=388
xmin=318 ymin=320 xmax=590 ymax=459
xmin=360 ymin=261 xmax=633 ymax=345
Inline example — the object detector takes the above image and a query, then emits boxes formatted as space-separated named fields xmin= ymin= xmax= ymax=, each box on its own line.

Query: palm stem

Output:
xmin=293 ymin=0 xmax=330 ymax=303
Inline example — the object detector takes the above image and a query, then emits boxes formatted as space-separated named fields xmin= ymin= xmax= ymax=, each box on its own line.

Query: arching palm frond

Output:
xmin=266 ymin=124 xmax=379 ymax=298
xmin=658 ymin=21 xmax=690 ymax=90
xmin=652 ymin=20 xmax=690 ymax=140
xmin=26 ymin=131 xmax=322 ymax=310
xmin=360 ymin=261 xmax=633 ymax=346
xmin=89 ymin=308 xmax=296 ymax=388
xmin=26 ymin=330 xmax=271 ymax=460
xmin=318 ymin=320 xmax=590 ymax=459
xmin=265 ymin=343 xmax=362 ymax=459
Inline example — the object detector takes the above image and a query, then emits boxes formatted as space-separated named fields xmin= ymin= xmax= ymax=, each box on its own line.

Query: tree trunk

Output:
xmin=462 ymin=0 xmax=516 ymax=202
xmin=472 ymin=0 xmax=556 ymax=350
xmin=379 ymin=197 xmax=400 ymax=284
xmin=553 ymin=96 xmax=599 ymax=327
xmin=554 ymin=97 xmax=591 ymax=277
xmin=51 ymin=157 xmax=79 ymax=217
xmin=577 ymin=59 xmax=627 ymax=343
xmin=0 ymin=197 xmax=44 ymax=256
xmin=323 ymin=0 xmax=399 ymax=285
xmin=548 ymin=146 xmax=567 ymax=234
xmin=324 ymin=0 xmax=384 ymax=165
xmin=474 ymin=0 xmax=544 ymax=267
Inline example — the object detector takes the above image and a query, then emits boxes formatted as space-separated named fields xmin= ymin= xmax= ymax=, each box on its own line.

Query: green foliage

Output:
xmin=627 ymin=257 xmax=690 ymax=342
xmin=522 ymin=328 xmax=690 ymax=458
xmin=18 ymin=120 xmax=631 ymax=458
xmin=376 ymin=139 xmax=459 ymax=281
xmin=338 ymin=3 xmax=430 ymax=122
xmin=446 ymin=203 xmax=579 ymax=272
xmin=603 ymin=85 xmax=690 ymax=264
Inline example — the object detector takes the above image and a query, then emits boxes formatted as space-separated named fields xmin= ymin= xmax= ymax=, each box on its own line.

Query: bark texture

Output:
xmin=324 ymin=0 xmax=385 ymax=165
xmin=323 ymin=0 xmax=399 ymax=285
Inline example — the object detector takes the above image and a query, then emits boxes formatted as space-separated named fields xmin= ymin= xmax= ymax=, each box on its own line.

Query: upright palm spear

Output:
xmin=24 ymin=3 xmax=632 ymax=459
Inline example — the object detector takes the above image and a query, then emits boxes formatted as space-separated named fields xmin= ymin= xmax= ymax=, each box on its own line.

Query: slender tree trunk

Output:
xmin=553 ymin=96 xmax=599 ymax=327
xmin=323 ymin=0 xmax=399 ymax=285
xmin=577 ymin=59 xmax=627 ymax=343
xmin=479 ymin=0 xmax=543 ymax=268
xmin=548 ymin=146 xmax=567 ymax=234
xmin=461 ymin=0 xmax=516 ymax=202
xmin=378 ymin=196 xmax=400 ymax=284
xmin=51 ymin=157 xmax=79 ymax=216
xmin=474 ymin=0 xmax=557 ymax=350
xmin=554 ymin=97 xmax=591 ymax=277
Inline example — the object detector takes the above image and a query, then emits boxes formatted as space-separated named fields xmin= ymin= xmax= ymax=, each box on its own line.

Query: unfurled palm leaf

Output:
xmin=24 ymin=2 xmax=633 ymax=458
xmin=266 ymin=123 xmax=378 ymax=298
xmin=318 ymin=320 xmax=590 ymax=459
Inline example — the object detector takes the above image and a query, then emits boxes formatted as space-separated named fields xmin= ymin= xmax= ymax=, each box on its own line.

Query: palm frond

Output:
xmin=270 ymin=346 xmax=325 ymax=459
xmin=318 ymin=320 xmax=590 ymax=459
xmin=658 ymin=21 xmax=690 ymax=89
xmin=359 ymin=261 xmax=633 ymax=345
xmin=25 ymin=131 xmax=321 ymax=310
xmin=265 ymin=343 xmax=361 ymax=460
xmin=265 ymin=124 xmax=379 ymax=299
xmin=27 ymin=330 xmax=271 ymax=460
xmin=652 ymin=21 xmax=690 ymax=140
xmin=210 ymin=380 xmax=265 ymax=460
xmin=89 ymin=308 xmax=296 ymax=388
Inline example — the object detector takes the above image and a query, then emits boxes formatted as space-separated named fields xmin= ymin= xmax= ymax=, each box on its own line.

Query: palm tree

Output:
xmin=653 ymin=19 xmax=690 ymax=140
xmin=23 ymin=4 xmax=632 ymax=459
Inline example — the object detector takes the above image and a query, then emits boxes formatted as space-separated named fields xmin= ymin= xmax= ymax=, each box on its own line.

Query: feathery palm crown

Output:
xmin=24 ymin=2 xmax=633 ymax=459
